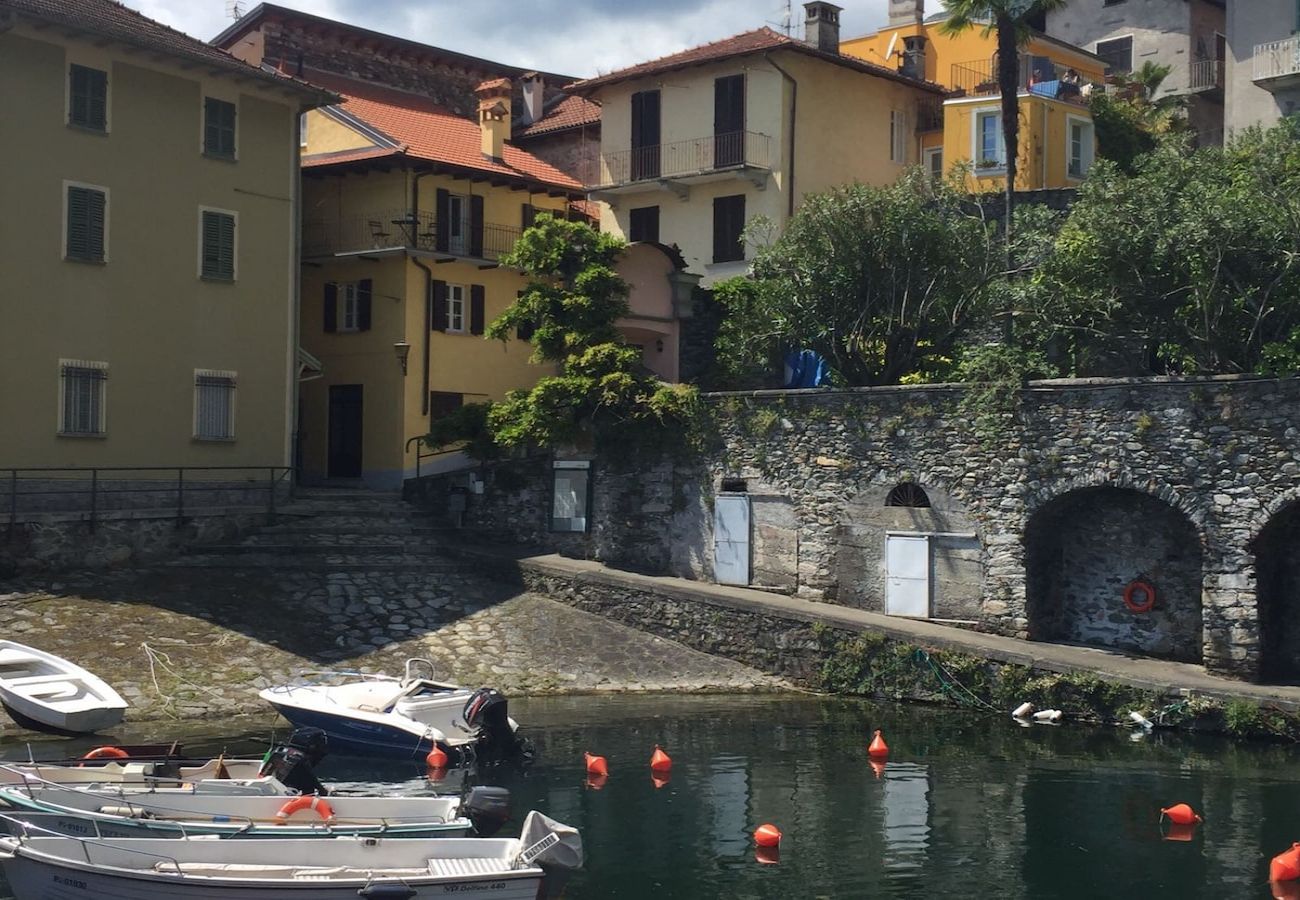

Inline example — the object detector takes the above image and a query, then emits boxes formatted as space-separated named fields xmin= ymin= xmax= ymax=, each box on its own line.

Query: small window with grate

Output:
xmin=886 ymin=483 xmax=931 ymax=508
xmin=59 ymin=361 xmax=107 ymax=435
xmin=194 ymin=370 xmax=236 ymax=440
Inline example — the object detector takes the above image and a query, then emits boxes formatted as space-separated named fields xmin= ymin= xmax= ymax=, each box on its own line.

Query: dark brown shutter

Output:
xmin=469 ymin=195 xmax=485 ymax=258
xmin=516 ymin=290 xmax=536 ymax=341
xmin=431 ymin=280 xmax=448 ymax=331
xmin=357 ymin=278 xmax=372 ymax=331
xmin=469 ymin=284 xmax=486 ymax=336
xmin=714 ymin=74 xmax=745 ymax=167
xmin=324 ymin=283 xmax=338 ymax=332
xmin=630 ymin=89 xmax=661 ymax=180
xmin=713 ymin=194 xmax=746 ymax=263
xmin=522 ymin=203 xmax=537 ymax=229
xmin=435 ymin=189 xmax=451 ymax=252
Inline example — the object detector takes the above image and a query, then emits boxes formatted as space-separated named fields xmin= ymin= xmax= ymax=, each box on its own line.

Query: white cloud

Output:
xmin=122 ymin=0 xmax=890 ymax=77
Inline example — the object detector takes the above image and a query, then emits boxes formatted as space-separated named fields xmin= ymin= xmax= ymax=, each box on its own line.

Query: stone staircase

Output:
xmin=175 ymin=486 xmax=470 ymax=571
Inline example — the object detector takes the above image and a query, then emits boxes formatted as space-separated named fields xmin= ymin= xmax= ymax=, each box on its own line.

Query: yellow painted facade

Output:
xmin=0 ymin=22 xmax=317 ymax=472
xmin=842 ymin=18 xmax=1105 ymax=189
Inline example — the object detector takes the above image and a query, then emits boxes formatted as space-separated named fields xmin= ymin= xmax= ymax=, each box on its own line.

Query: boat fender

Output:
xmin=1011 ymin=702 xmax=1035 ymax=719
xmin=98 ymin=806 xmax=151 ymax=818
xmin=275 ymin=795 xmax=335 ymax=823
xmin=1123 ymin=578 xmax=1157 ymax=613
xmin=78 ymin=746 xmax=129 ymax=767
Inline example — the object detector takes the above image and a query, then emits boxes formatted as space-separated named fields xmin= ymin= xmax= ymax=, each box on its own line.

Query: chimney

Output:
xmin=888 ymin=0 xmax=924 ymax=27
xmin=803 ymin=2 xmax=843 ymax=53
xmin=475 ymin=77 xmax=511 ymax=160
xmin=521 ymin=72 xmax=544 ymax=126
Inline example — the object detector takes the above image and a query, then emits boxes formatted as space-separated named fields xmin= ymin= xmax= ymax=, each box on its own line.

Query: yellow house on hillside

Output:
xmin=842 ymin=0 xmax=1108 ymax=189
xmin=0 ymin=0 xmax=328 ymax=474
xmin=293 ymin=71 xmax=585 ymax=488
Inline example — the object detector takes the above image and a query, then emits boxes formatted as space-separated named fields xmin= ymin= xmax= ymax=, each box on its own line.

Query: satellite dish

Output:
xmin=885 ymin=32 xmax=898 ymax=60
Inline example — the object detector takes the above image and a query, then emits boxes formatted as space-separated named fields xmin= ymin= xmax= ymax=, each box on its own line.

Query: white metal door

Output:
xmin=886 ymin=534 xmax=930 ymax=617
xmin=714 ymin=494 xmax=751 ymax=586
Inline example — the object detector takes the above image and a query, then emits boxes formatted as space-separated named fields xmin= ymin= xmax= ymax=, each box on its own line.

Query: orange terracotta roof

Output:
xmin=568 ymin=26 xmax=946 ymax=95
xmin=300 ymin=71 xmax=583 ymax=193
xmin=516 ymin=94 xmax=602 ymax=139
xmin=4 ymin=0 xmax=331 ymax=101
xmin=476 ymin=77 xmax=511 ymax=93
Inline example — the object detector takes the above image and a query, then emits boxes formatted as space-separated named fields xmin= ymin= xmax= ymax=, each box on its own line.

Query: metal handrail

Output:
xmin=1254 ymin=35 xmax=1300 ymax=81
xmin=303 ymin=208 xmax=524 ymax=262
xmin=0 ymin=811 xmax=188 ymax=874
xmin=405 ymin=435 xmax=475 ymax=481
xmin=2 ymin=464 xmax=291 ymax=534
xmin=593 ymin=130 xmax=773 ymax=188
xmin=1188 ymin=58 xmax=1224 ymax=90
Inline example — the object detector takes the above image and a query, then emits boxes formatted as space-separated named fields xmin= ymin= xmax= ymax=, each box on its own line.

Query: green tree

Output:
xmin=1090 ymin=62 xmax=1190 ymax=172
xmin=714 ymin=173 xmax=1002 ymax=387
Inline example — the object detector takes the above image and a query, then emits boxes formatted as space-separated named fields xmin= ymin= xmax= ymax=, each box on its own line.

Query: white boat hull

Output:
xmin=0 ymin=642 xmax=127 ymax=734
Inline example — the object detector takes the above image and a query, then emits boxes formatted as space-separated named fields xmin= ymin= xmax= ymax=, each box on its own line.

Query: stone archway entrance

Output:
xmin=1253 ymin=501 xmax=1300 ymax=683
xmin=1025 ymin=487 xmax=1203 ymax=662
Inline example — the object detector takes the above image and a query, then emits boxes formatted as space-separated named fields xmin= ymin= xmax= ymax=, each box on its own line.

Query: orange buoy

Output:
xmin=585 ymin=773 xmax=608 ymax=791
xmin=650 ymin=745 xmax=672 ymax=773
xmin=426 ymin=766 xmax=448 ymax=783
xmin=868 ymin=730 xmax=889 ymax=759
xmin=1159 ymin=803 xmax=1202 ymax=826
xmin=1272 ymin=843 xmax=1300 ymax=883
xmin=425 ymin=746 xmax=449 ymax=769
xmin=275 ymin=795 xmax=335 ymax=823
xmin=1163 ymin=823 xmax=1197 ymax=843
xmin=1273 ymin=878 xmax=1300 ymax=900
xmin=78 ymin=746 xmax=129 ymax=768
xmin=754 ymin=823 xmax=782 ymax=848
xmin=755 ymin=845 xmax=781 ymax=865
xmin=869 ymin=759 xmax=887 ymax=780
xmin=584 ymin=752 xmax=608 ymax=777
xmin=652 ymin=771 xmax=671 ymax=790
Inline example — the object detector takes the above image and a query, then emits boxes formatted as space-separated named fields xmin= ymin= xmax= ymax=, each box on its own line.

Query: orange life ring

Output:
xmin=77 ymin=746 xmax=129 ymax=767
xmin=275 ymin=795 xmax=335 ymax=823
xmin=1124 ymin=578 xmax=1157 ymax=614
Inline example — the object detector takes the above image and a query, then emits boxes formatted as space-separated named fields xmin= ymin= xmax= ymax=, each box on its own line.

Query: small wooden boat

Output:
xmin=0 ymin=641 xmax=127 ymax=734
xmin=0 ymin=756 xmax=267 ymax=788
xmin=0 ymin=809 xmax=581 ymax=899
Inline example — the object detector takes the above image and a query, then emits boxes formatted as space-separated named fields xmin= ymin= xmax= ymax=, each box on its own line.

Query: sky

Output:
xmin=125 ymin=0 xmax=894 ymax=78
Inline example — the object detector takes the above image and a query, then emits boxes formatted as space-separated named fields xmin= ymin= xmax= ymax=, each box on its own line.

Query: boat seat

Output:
xmin=160 ymin=862 xmax=433 ymax=879
xmin=7 ymin=674 xmax=75 ymax=686
xmin=426 ymin=857 xmax=503 ymax=877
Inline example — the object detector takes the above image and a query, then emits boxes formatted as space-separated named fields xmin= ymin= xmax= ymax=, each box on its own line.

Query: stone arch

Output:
xmin=1251 ymin=498 xmax=1300 ymax=683
xmin=1025 ymin=485 xmax=1204 ymax=662
xmin=834 ymin=474 xmax=983 ymax=617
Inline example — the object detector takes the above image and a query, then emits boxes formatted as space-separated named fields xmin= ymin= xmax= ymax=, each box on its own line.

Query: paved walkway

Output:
xmin=460 ymin=547 xmax=1300 ymax=711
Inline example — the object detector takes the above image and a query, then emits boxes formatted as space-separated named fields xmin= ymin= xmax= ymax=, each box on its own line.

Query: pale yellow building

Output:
xmin=568 ymin=2 xmax=947 ymax=286
xmin=842 ymin=0 xmax=1107 ymax=190
xmin=292 ymin=71 xmax=586 ymax=487
xmin=0 ymin=0 xmax=329 ymax=473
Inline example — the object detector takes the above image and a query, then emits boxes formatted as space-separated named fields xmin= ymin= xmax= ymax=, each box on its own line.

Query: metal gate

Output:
xmin=886 ymin=534 xmax=930 ymax=618
xmin=714 ymin=494 xmax=751 ymax=586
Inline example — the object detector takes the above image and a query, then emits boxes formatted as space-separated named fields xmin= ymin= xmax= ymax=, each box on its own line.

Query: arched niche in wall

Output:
xmin=1253 ymin=499 xmax=1300 ymax=684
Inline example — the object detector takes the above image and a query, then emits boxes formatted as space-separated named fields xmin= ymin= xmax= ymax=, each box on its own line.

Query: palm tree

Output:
xmin=940 ymin=0 xmax=1067 ymax=338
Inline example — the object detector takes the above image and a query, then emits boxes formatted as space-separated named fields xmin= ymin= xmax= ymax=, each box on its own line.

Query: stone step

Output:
xmin=255 ymin=523 xmax=443 ymax=537
xmin=293 ymin=487 xmax=402 ymax=500
xmin=276 ymin=504 xmax=416 ymax=519
xmin=166 ymin=555 xmax=477 ymax=572
xmin=190 ymin=542 xmax=439 ymax=556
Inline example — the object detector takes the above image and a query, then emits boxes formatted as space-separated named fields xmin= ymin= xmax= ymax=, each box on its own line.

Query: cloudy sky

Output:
xmin=127 ymin=0 xmax=894 ymax=77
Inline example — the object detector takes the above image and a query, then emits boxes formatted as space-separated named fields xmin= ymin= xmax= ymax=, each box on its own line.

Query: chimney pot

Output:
xmin=475 ymin=77 xmax=512 ymax=160
xmin=803 ymin=1 xmax=843 ymax=54
xmin=521 ymin=71 xmax=544 ymax=126
xmin=888 ymin=0 xmax=924 ymax=28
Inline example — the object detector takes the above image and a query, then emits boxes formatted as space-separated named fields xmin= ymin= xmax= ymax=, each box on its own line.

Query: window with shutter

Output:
xmin=1096 ymin=36 xmax=1133 ymax=74
xmin=204 ymin=98 xmax=237 ymax=159
xmin=429 ymin=391 xmax=464 ymax=420
xmin=200 ymin=209 xmax=236 ymax=281
xmin=445 ymin=284 xmax=466 ymax=333
xmin=522 ymin=203 xmax=537 ymax=229
xmin=431 ymin=281 xmax=448 ymax=331
xmin=65 ymin=185 xmax=107 ymax=262
xmin=194 ymin=370 xmax=237 ymax=440
xmin=712 ymin=195 xmax=746 ymax=263
xmin=629 ymin=206 xmax=660 ymax=243
xmin=470 ymin=285 xmax=486 ymax=335
xmin=69 ymin=65 xmax=108 ymax=131
xmin=58 ymin=361 xmax=107 ymax=435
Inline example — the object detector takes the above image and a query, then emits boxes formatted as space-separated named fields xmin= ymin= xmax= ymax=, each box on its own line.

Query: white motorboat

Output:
xmin=0 ymin=756 xmax=267 ymax=788
xmin=0 ymin=641 xmax=127 ymax=733
xmin=259 ymin=659 xmax=529 ymax=764
xmin=0 ymin=809 xmax=581 ymax=899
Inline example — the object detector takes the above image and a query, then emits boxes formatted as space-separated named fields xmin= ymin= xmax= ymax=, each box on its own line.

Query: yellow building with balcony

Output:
xmin=842 ymin=0 xmax=1108 ymax=189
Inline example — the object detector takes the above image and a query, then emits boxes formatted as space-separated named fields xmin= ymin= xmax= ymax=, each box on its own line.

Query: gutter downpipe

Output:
xmin=411 ymin=169 xmax=437 ymax=417
xmin=764 ymin=52 xmax=798 ymax=219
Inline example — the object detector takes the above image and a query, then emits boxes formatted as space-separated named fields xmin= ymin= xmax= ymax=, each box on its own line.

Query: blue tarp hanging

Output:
xmin=782 ymin=349 xmax=830 ymax=389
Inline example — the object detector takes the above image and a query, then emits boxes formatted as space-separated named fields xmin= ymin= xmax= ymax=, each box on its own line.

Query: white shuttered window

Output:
xmin=59 ymin=360 xmax=107 ymax=435
xmin=194 ymin=370 xmax=236 ymax=440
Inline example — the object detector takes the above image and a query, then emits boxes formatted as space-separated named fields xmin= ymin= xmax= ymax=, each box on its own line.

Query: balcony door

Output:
xmin=630 ymin=89 xmax=661 ymax=181
xmin=714 ymin=74 xmax=745 ymax=168
xmin=447 ymin=194 xmax=468 ymax=255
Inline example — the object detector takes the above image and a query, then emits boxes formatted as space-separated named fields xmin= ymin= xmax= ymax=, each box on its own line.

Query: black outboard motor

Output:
xmin=259 ymin=727 xmax=330 ymax=796
xmin=462 ymin=785 xmax=512 ymax=837
xmin=463 ymin=687 xmax=527 ymax=764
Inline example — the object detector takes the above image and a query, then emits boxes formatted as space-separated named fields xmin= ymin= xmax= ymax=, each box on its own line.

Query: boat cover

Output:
xmin=518 ymin=811 xmax=583 ymax=870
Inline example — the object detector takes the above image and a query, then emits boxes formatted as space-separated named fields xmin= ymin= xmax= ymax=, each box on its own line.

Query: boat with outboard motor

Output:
xmin=259 ymin=659 xmax=530 ymax=763
xmin=0 ymin=809 xmax=581 ymax=900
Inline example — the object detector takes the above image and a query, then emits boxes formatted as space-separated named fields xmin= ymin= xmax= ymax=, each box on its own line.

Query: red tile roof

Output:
xmin=3 ymin=0 xmax=331 ymax=100
xmin=515 ymin=94 xmax=602 ymax=139
xmin=300 ymin=71 xmax=583 ymax=193
xmin=568 ymin=26 xmax=946 ymax=95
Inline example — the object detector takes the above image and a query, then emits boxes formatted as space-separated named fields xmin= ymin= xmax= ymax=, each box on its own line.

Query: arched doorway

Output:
xmin=1253 ymin=501 xmax=1300 ymax=683
xmin=1025 ymin=486 xmax=1203 ymax=662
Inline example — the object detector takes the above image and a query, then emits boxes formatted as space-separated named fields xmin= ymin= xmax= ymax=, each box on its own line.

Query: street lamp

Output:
xmin=393 ymin=341 xmax=410 ymax=376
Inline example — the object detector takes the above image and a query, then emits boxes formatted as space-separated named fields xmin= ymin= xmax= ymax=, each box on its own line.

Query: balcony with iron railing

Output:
xmin=592 ymin=130 xmax=773 ymax=192
xmin=302 ymin=209 xmax=523 ymax=263
xmin=1254 ymin=35 xmax=1300 ymax=88
xmin=1188 ymin=57 xmax=1225 ymax=93
xmin=949 ymin=56 xmax=1096 ymax=106
xmin=915 ymin=97 xmax=944 ymax=132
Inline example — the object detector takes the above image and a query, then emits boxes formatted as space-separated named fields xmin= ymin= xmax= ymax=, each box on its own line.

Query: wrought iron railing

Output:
xmin=1188 ymin=58 xmax=1225 ymax=91
xmin=302 ymin=209 xmax=523 ymax=262
xmin=593 ymin=131 xmax=772 ymax=188
xmin=915 ymin=97 xmax=944 ymax=132
xmin=1254 ymin=35 xmax=1300 ymax=82
xmin=950 ymin=56 xmax=1094 ymax=106
xmin=2 ymin=466 xmax=292 ymax=534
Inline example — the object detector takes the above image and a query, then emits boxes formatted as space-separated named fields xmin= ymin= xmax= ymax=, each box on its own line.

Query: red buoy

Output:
xmin=584 ymin=752 xmax=608 ymax=777
xmin=650 ymin=745 xmax=672 ymax=773
xmin=869 ymin=759 xmax=887 ymax=780
xmin=1272 ymin=843 xmax=1300 ymax=883
xmin=868 ymin=730 xmax=889 ymax=759
xmin=755 ymin=845 xmax=781 ymax=865
xmin=426 ymin=766 xmax=448 ymax=783
xmin=754 ymin=823 xmax=782 ymax=848
xmin=652 ymin=772 xmax=671 ymax=790
xmin=1163 ymin=823 xmax=1197 ymax=843
xmin=1273 ymin=878 xmax=1300 ymax=900
xmin=1159 ymin=803 xmax=1202 ymax=826
xmin=586 ymin=773 xmax=608 ymax=791
xmin=425 ymin=746 xmax=449 ymax=769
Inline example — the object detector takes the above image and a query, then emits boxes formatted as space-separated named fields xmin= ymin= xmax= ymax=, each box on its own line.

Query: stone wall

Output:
xmin=515 ymin=127 xmax=599 ymax=185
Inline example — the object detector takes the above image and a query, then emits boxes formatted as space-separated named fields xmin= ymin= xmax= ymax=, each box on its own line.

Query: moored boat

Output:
xmin=0 ymin=641 xmax=128 ymax=734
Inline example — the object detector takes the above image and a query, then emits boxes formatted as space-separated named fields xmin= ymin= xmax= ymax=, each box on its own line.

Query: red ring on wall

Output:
xmin=1123 ymin=578 xmax=1157 ymax=614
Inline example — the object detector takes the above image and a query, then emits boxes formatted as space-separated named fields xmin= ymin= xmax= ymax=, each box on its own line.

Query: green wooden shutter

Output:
xmin=70 ymin=65 xmax=107 ymax=131
xmin=469 ymin=285 xmax=486 ymax=335
xmin=202 ymin=211 xmax=235 ymax=280
xmin=204 ymin=98 xmax=237 ymax=158
xmin=66 ymin=187 xmax=105 ymax=261
xmin=324 ymin=283 xmax=338 ymax=332
xmin=357 ymin=279 xmax=373 ymax=331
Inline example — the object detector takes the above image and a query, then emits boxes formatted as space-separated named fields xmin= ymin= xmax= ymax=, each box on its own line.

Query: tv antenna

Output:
xmin=766 ymin=0 xmax=800 ymax=36
xmin=225 ymin=0 xmax=246 ymax=20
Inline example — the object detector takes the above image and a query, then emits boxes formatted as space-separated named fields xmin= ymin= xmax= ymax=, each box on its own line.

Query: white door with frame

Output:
xmin=714 ymin=494 xmax=751 ymax=586
xmin=886 ymin=534 xmax=930 ymax=618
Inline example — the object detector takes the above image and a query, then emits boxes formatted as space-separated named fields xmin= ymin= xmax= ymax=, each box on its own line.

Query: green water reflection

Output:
xmin=2 ymin=694 xmax=1296 ymax=898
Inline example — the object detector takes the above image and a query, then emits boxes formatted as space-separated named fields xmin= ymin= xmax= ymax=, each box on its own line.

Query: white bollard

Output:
xmin=1012 ymin=701 xmax=1035 ymax=719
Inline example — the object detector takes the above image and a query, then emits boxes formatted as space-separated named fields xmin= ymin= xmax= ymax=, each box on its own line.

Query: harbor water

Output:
xmin=2 ymin=693 xmax=1298 ymax=898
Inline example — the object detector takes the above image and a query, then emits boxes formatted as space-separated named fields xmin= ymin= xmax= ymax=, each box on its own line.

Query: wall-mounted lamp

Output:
xmin=655 ymin=338 xmax=664 ymax=353
xmin=394 ymin=341 xmax=411 ymax=376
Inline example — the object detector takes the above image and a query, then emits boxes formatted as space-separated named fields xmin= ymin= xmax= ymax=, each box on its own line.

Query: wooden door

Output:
xmin=327 ymin=384 xmax=364 ymax=479
xmin=714 ymin=74 xmax=745 ymax=167
xmin=631 ymin=89 xmax=661 ymax=181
